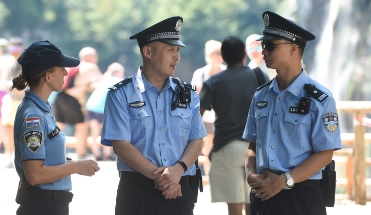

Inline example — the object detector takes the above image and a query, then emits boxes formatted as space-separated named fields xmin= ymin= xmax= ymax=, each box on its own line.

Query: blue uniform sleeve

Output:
xmin=189 ymin=91 xmax=207 ymax=141
xmin=311 ymin=97 xmax=342 ymax=152
xmin=101 ymin=89 xmax=131 ymax=146
xmin=19 ymin=114 xmax=46 ymax=160
xmin=243 ymin=95 xmax=257 ymax=143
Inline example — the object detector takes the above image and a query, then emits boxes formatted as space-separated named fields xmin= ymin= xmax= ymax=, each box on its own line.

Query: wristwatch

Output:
xmin=285 ymin=172 xmax=294 ymax=188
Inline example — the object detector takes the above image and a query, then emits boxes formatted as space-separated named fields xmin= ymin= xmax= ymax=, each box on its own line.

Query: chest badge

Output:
xmin=322 ymin=113 xmax=339 ymax=132
xmin=129 ymin=101 xmax=146 ymax=108
xmin=48 ymin=126 xmax=61 ymax=139
xmin=256 ymin=101 xmax=268 ymax=108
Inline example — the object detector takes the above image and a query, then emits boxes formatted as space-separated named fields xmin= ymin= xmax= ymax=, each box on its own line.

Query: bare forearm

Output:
xmin=113 ymin=140 xmax=159 ymax=180
xmin=179 ymin=138 xmax=203 ymax=169
xmin=290 ymin=149 xmax=334 ymax=183
xmin=24 ymin=161 xmax=76 ymax=185
xmin=246 ymin=142 xmax=257 ymax=174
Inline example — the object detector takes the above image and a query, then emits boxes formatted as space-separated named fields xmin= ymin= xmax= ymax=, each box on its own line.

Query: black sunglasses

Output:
xmin=262 ymin=41 xmax=293 ymax=51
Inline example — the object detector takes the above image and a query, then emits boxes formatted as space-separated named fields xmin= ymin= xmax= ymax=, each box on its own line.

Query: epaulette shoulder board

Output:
xmin=304 ymin=84 xmax=328 ymax=102
xmin=109 ymin=77 xmax=132 ymax=91
xmin=256 ymin=79 xmax=273 ymax=91
xmin=172 ymin=77 xmax=196 ymax=91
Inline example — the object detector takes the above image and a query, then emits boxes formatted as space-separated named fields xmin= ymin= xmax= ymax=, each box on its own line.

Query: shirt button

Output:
xmin=273 ymin=129 xmax=277 ymax=133
xmin=271 ymin=145 xmax=275 ymax=149
xmin=163 ymin=159 xmax=167 ymax=162
xmin=160 ymin=127 xmax=163 ymax=130
xmin=275 ymin=113 xmax=278 ymax=116
xmin=271 ymin=160 xmax=274 ymax=162
xmin=158 ymin=111 xmax=162 ymax=114
xmin=158 ymin=96 xmax=161 ymax=99
xmin=279 ymin=97 xmax=282 ymax=100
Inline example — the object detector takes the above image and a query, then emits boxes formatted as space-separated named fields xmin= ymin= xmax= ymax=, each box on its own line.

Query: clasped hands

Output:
xmin=153 ymin=165 xmax=184 ymax=199
xmin=247 ymin=171 xmax=286 ymax=201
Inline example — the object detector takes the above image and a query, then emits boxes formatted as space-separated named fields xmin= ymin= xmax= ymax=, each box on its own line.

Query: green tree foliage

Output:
xmin=0 ymin=0 xmax=281 ymax=79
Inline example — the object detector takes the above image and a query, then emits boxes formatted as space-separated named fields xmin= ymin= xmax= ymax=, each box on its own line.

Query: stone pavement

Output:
xmin=1 ymin=154 xmax=370 ymax=215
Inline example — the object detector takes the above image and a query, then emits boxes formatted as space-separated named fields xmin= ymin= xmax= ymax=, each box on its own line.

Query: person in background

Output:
xmin=245 ymin=34 xmax=275 ymax=80
xmin=86 ymin=62 xmax=125 ymax=161
xmin=191 ymin=39 xmax=225 ymax=176
xmin=101 ymin=16 xmax=206 ymax=215
xmin=12 ymin=40 xmax=100 ymax=215
xmin=243 ymin=11 xmax=341 ymax=215
xmin=52 ymin=47 xmax=103 ymax=159
xmin=0 ymin=38 xmax=13 ymax=163
xmin=0 ymin=37 xmax=23 ymax=168
xmin=200 ymin=36 xmax=265 ymax=215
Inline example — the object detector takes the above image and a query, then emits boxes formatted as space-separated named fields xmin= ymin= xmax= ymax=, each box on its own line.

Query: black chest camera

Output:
xmin=171 ymin=78 xmax=192 ymax=111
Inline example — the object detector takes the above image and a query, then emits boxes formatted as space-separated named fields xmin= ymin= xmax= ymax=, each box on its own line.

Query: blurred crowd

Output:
xmin=0 ymin=37 xmax=126 ymax=167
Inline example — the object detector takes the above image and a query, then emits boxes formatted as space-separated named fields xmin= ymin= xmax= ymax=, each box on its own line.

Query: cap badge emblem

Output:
xmin=175 ymin=19 xmax=182 ymax=31
xmin=264 ymin=14 xmax=270 ymax=27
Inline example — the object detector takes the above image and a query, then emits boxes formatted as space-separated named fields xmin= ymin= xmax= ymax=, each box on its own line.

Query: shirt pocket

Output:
xmin=283 ymin=113 xmax=311 ymax=145
xmin=255 ymin=109 xmax=269 ymax=138
xmin=170 ymin=108 xmax=192 ymax=137
xmin=128 ymin=108 xmax=154 ymax=135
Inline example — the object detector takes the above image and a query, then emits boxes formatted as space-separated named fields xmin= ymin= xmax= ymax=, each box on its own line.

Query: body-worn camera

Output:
xmin=178 ymin=85 xmax=191 ymax=103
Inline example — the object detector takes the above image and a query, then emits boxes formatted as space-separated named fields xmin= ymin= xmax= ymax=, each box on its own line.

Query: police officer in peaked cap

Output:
xmin=101 ymin=16 xmax=206 ymax=215
xmin=243 ymin=11 xmax=342 ymax=215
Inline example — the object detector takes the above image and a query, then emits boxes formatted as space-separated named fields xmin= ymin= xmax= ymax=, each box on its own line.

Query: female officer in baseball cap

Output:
xmin=12 ymin=40 xmax=100 ymax=215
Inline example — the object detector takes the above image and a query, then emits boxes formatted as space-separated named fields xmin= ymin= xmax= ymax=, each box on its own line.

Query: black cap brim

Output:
xmin=256 ymin=34 xmax=285 ymax=41
xmin=58 ymin=55 xmax=80 ymax=68
xmin=161 ymin=39 xmax=186 ymax=47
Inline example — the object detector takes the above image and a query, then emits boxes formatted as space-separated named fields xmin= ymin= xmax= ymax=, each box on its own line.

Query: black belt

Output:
xmin=29 ymin=186 xmax=74 ymax=203
xmin=120 ymin=171 xmax=190 ymax=187
xmin=292 ymin=179 xmax=322 ymax=189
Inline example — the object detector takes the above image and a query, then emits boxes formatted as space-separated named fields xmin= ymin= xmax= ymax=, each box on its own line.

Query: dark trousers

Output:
xmin=16 ymin=187 xmax=72 ymax=215
xmin=116 ymin=172 xmax=195 ymax=215
xmin=251 ymin=187 xmax=326 ymax=215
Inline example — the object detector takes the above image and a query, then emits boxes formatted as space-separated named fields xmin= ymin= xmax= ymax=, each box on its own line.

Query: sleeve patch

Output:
xmin=25 ymin=117 xmax=40 ymax=128
xmin=322 ymin=113 xmax=339 ymax=132
xmin=24 ymin=131 xmax=43 ymax=153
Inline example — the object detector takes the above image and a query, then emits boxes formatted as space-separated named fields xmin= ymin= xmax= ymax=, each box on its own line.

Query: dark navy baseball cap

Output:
xmin=257 ymin=11 xmax=315 ymax=49
xmin=18 ymin=40 xmax=80 ymax=73
xmin=129 ymin=16 xmax=185 ymax=47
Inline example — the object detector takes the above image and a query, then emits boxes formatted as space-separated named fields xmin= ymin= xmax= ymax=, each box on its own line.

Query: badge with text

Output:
xmin=174 ymin=102 xmax=187 ymax=109
xmin=129 ymin=101 xmax=146 ymax=108
xmin=24 ymin=131 xmax=43 ymax=152
xmin=48 ymin=126 xmax=60 ymax=139
xmin=322 ymin=113 xmax=339 ymax=132
xmin=25 ymin=117 xmax=40 ymax=128
xmin=256 ymin=101 xmax=268 ymax=108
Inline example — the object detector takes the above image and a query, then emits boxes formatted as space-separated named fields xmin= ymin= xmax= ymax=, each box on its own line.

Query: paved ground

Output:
xmin=1 ymin=154 xmax=370 ymax=215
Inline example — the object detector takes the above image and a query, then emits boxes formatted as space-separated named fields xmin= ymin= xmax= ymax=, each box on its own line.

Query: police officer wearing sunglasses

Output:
xmin=243 ymin=11 xmax=342 ymax=215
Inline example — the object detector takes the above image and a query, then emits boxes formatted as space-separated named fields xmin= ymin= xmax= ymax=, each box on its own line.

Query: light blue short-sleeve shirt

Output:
xmin=14 ymin=91 xmax=71 ymax=191
xmin=243 ymin=71 xmax=342 ymax=179
xmin=101 ymin=72 xmax=207 ymax=176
